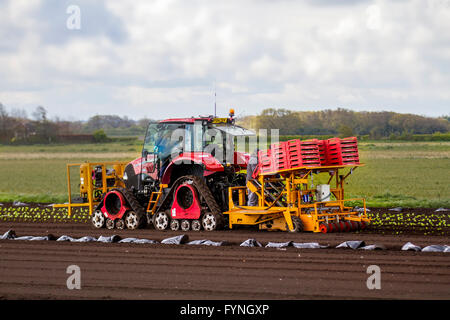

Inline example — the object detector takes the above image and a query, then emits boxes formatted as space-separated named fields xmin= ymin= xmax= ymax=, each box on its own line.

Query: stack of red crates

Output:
xmin=256 ymin=137 xmax=359 ymax=174
xmin=286 ymin=139 xmax=321 ymax=168
xmin=325 ymin=137 xmax=360 ymax=165
xmin=318 ymin=140 xmax=328 ymax=166
xmin=257 ymin=149 xmax=273 ymax=173
xmin=270 ymin=142 xmax=289 ymax=171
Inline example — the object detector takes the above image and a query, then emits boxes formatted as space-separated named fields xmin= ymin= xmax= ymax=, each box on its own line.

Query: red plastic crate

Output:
xmin=286 ymin=139 xmax=302 ymax=168
xmin=270 ymin=142 xmax=289 ymax=171
xmin=286 ymin=139 xmax=321 ymax=168
xmin=325 ymin=137 xmax=359 ymax=165
xmin=300 ymin=140 xmax=321 ymax=166
xmin=258 ymin=149 xmax=273 ymax=173
xmin=318 ymin=140 xmax=328 ymax=165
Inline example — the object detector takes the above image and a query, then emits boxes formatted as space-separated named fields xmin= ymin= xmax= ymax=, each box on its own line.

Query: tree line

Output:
xmin=238 ymin=108 xmax=450 ymax=139
xmin=0 ymin=103 xmax=151 ymax=144
xmin=0 ymin=103 xmax=448 ymax=144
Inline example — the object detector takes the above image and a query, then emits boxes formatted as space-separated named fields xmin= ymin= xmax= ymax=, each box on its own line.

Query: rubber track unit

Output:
xmin=157 ymin=175 xmax=225 ymax=225
xmin=96 ymin=188 xmax=147 ymax=223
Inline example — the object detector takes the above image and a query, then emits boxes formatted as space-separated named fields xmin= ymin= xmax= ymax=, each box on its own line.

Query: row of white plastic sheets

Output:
xmin=1 ymin=230 xmax=449 ymax=252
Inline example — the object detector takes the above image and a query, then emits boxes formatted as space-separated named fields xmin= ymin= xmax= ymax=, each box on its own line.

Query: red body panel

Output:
xmin=170 ymin=184 xmax=202 ymax=220
xmin=101 ymin=190 xmax=130 ymax=220
xmin=129 ymin=155 xmax=158 ymax=180
xmin=161 ymin=152 xmax=224 ymax=184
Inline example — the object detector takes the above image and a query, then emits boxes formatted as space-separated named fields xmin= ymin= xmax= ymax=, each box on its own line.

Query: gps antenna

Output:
xmin=214 ymin=80 xmax=217 ymax=118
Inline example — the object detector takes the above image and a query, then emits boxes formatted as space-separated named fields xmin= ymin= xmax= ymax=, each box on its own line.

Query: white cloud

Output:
xmin=0 ymin=0 xmax=449 ymax=119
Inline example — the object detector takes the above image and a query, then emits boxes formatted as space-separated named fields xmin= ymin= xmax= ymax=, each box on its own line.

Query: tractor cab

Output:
xmin=135 ymin=112 xmax=255 ymax=190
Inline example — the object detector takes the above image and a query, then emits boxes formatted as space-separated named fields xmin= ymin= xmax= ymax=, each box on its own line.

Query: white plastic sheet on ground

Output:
xmin=161 ymin=234 xmax=189 ymax=245
xmin=358 ymin=243 xmax=387 ymax=250
xmin=97 ymin=235 xmax=121 ymax=243
xmin=1 ymin=230 xmax=16 ymax=239
xmin=118 ymin=238 xmax=158 ymax=244
xmin=265 ymin=241 xmax=293 ymax=248
xmin=55 ymin=235 xmax=121 ymax=243
xmin=15 ymin=235 xmax=53 ymax=241
xmin=13 ymin=201 xmax=28 ymax=206
xmin=336 ymin=241 xmax=366 ymax=249
xmin=57 ymin=235 xmax=97 ymax=242
xmin=421 ymin=245 xmax=450 ymax=252
xmin=401 ymin=242 xmax=422 ymax=251
xmin=292 ymin=242 xmax=328 ymax=249
xmin=187 ymin=239 xmax=225 ymax=246
xmin=240 ymin=239 xmax=263 ymax=247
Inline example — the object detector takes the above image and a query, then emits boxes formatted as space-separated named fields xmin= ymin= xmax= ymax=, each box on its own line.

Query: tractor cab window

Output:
xmin=185 ymin=121 xmax=202 ymax=152
xmin=143 ymin=122 xmax=158 ymax=156
xmin=206 ymin=124 xmax=255 ymax=162
xmin=204 ymin=126 xmax=225 ymax=160
xmin=143 ymin=122 xmax=186 ymax=158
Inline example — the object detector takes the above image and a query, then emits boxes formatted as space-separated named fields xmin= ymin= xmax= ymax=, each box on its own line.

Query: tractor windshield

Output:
xmin=143 ymin=122 xmax=158 ymax=155
xmin=143 ymin=122 xmax=185 ymax=157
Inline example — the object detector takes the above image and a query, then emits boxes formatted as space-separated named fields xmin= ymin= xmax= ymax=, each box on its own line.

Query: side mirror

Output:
xmin=142 ymin=149 xmax=148 ymax=160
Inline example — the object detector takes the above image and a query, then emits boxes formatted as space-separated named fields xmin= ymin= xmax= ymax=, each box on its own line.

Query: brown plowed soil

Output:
xmin=1 ymin=220 xmax=449 ymax=300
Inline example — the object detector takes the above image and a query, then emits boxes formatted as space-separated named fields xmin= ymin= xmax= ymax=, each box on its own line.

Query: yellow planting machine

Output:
xmin=54 ymin=112 xmax=369 ymax=233
xmin=225 ymin=164 xmax=369 ymax=233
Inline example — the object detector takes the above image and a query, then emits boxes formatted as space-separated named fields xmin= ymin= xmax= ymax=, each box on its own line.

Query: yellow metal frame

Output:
xmin=147 ymin=184 xmax=168 ymax=215
xmin=53 ymin=161 xmax=128 ymax=216
xmin=224 ymin=164 xmax=370 ymax=232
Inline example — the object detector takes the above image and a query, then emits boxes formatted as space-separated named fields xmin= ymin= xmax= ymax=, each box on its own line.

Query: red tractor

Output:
xmin=91 ymin=111 xmax=255 ymax=231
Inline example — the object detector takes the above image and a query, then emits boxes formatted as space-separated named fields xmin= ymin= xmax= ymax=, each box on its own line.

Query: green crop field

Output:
xmin=0 ymin=141 xmax=449 ymax=208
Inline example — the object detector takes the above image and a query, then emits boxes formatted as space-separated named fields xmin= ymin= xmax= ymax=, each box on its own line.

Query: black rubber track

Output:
xmin=98 ymin=188 xmax=147 ymax=228
xmin=156 ymin=175 xmax=225 ymax=229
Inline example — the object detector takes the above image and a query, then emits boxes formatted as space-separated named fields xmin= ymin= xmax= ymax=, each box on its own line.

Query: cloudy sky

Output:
xmin=0 ymin=0 xmax=449 ymax=120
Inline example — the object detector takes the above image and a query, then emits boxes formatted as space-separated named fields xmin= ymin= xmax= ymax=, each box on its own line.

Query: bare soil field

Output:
xmin=1 ymin=215 xmax=449 ymax=300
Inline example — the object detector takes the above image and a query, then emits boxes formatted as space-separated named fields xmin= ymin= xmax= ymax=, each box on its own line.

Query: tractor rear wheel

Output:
xmin=92 ymin=210 xmax=105 ymax=229
xmin=202 ymin=212 xmax=223 ymax=231
xmin=153 ymin=211 xmax=170 ymax=230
